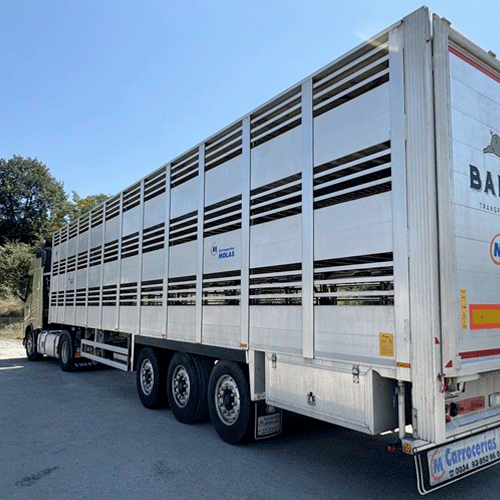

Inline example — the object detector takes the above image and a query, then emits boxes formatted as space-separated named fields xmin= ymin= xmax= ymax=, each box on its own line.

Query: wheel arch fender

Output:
xmin=133 ymin=343 xmax=173 ymax=372
xmin=23 ymin=323 xmax=35 ymax=345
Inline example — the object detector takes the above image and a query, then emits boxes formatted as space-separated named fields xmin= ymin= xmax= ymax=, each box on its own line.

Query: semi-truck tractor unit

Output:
xmin=21 ymin=8 xmax=500 ymax=493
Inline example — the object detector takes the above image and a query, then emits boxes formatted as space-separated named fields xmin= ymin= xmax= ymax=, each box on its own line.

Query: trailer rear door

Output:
xmin=437 ymin=25 xmax=500 ymax=377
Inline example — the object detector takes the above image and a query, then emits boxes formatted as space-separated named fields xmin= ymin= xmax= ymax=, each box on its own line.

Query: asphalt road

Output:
xmin=2 ymin=340 xmax=500 ymax=500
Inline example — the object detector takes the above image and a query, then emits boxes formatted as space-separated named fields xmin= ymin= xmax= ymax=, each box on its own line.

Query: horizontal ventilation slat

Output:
xmin=252 ymin=104 xmax=301 ymax=139
xmin=89 ymin=245 xmax=102 ymax=267
xmin=121 ymin=232 xmax=139 ymax=259
xmin=123 ymin=184 xmax=141 ymax=213
xmin=79 ymin=215 xmax=90 ymax=235
xmin=204 ymin=195 xmax=242 ymax=238
xmin=171 ymin=149 xmax=199 ymax=188
xmin=65 ymin=289 xmax=75 ymax=306
xmin=66 ymin=255 xmax=76 ymax=273
xmin=141 ymin=279 xmax=164 ymax=306
xmin=144 ymin=168 xmax=167 ymax=202
xmin=91 ymin=206 xmax=104 ymax=228
xmin=314 ymin=252 xmax=394 ymax=306
xmin=251 ymin=86 xmax=301 ymax=148
xmin=105 ymin=196 xmax=120 ymax=221
xmin=203 ymin=270 xmax=241 ymax=305
xmin=313 ymin=42 xmax=389 ymax=100
xmin=315 ymin=69 xmax=389 ymax=118
xmin=314 ymin=178 xmax=391 ymax=208
xmin=205 ymin=123 xmax=243 ymax=171
xmin=102 ymin=284 xmax=118 ymax=306
xmin=249 ymin=263 xmax=302 ymax=305
xmin=103 ymin=239 xmax=119 ymax=263
xmin=313 ymin=35 xmax=389 ymax=118
xmin=68 ymin=221 xmax=78 ymax=240
xmin=59 ymin=260 xmax=66 ymax=274
xmin=250 ymin=173 xmax=302 ymax=225
xmin=120 ymin=282 xmax=138 ymax=306
xmin=143 ymin=223 xmax=165 ymax=253
xmin=169 ymin=211 xmax=198 ymax=247
xmin=167 ymin=275 xmax=196 ymax=305
xmin=314 ymin=142 xmax=391 ymax=210
xmin=87 ymin=287 xmax=100 ymax=306
xmin=251 ymin=88 xmax=300 ymax=128
xmin=75 ymin=288 xmax=86 ymax=306
xmin=54 ymin=283 xmax=167 ymax=307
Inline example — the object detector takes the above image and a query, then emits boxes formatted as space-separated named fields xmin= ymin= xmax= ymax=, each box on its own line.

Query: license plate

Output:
xmin=415 ymin=425 xmax=500 ymax=494
xmin=255 ymin=412 xmax=282 ymax=439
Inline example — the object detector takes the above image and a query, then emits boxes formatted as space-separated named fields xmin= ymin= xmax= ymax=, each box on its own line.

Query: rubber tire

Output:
xmin=167 ymin=352 xmax=212 ymax=424
xmin=59 ymin=335 xmax=74 ymax=372
xmin=25 ymin=330 xmax=43 ymax=361
xmin=208 ymin=360 xmax=254 ymax=444
xmin=136 ymin=347 xmax=167 ymax=409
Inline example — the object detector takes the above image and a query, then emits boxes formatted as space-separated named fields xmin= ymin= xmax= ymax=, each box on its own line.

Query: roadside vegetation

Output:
xmin=0 ymin=156 xmax=109 ymax=341
xmin=0 ymin=292 xmax=24 ymax=340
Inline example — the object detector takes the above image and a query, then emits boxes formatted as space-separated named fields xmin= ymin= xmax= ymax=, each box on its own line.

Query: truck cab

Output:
xmin=20 ymin=249 xmax=51 ymax=335
xmin=19 ymin=248 xmax=59 ymax=362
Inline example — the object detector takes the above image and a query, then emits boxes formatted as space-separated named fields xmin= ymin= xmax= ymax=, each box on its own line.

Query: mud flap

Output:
xmin=254 ymin=401 xmax=282 ymax=440
xmin=415 ymin=425 xmax=500 ymax=494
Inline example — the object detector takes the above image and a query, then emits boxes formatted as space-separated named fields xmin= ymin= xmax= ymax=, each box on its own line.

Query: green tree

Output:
xmin=0 ymin=156 xmax=68 ymax=245
xmin=0 ymin=241 xmax=33 ymax=298
xmin=67 ymin=191 xmax=109 ymax=222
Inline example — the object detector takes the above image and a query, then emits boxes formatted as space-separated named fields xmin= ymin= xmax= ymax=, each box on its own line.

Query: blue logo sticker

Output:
xmin=210 ymin=242 xmax=235 ymax=259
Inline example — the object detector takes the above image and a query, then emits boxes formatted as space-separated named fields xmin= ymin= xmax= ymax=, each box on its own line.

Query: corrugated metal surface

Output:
xmin=47 ymin=16 xmax=400 ymax=435
xmin=46 ymin=7 xmax=500 ymax=445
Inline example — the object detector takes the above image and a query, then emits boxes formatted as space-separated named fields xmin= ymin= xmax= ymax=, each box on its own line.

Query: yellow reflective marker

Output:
xmin=460 ymin=289 xmax=467 ymax=330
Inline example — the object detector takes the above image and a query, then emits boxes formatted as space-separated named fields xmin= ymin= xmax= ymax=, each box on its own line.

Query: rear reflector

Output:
xmin=470 ymin=304 xmax=500 ymax=330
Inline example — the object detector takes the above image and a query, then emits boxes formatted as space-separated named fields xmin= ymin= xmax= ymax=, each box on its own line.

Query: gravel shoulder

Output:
xmin=0 ymin=338 xmax=26 ymax=360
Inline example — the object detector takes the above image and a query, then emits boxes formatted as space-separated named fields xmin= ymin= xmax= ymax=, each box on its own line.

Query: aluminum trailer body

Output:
xmin=21 ymin=7 xmax=500 ymax=493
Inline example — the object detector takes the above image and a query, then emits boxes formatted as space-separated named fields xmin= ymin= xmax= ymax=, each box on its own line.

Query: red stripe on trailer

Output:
xmin=449 ymin=45 xmax=500 ymax=85
xmin=460 ymin=347 xmax=500 ymax=359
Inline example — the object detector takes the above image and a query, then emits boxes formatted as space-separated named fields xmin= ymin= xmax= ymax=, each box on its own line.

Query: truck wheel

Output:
xmin=208 ymin=360 xmax=253 ymax=444
xmin=136 ymin=347 xmax=166 ymax=409
xmin=25 ymin=330 xmax=43 ymax=361
xmin=167 ymin=352 xmax=211 ymax=424
xmin=59 ymin=335 xmax=74 ymax=372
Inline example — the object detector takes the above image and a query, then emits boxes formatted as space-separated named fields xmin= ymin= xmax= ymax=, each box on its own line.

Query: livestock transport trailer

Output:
xmin=21 ymin=7 xmax=500 ymax=493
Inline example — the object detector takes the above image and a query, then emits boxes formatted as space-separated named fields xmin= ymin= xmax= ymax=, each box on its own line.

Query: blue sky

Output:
xmin=2 ymin=0 xmax=500 ymax=199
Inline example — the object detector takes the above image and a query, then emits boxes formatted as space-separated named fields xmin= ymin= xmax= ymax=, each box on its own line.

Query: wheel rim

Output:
xmin=215 ymin=374 xmax=241 ymax=426
xmin=140 ymin=359 xmax=155 ymax=396
xmin=172 ymin=365 xmax=190 ymax=408
xmin=61 ymin=339 xmax=70 ymax=364
xmin=26 ymin=333 xmax=34 ymax=355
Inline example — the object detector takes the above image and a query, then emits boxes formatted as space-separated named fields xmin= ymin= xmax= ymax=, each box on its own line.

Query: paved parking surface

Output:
xmin=2 ymin=340 xmax=500 ymax=499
